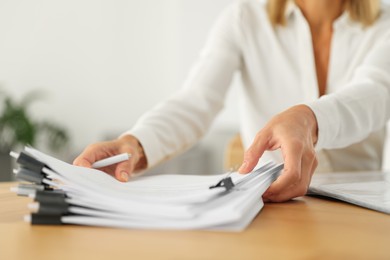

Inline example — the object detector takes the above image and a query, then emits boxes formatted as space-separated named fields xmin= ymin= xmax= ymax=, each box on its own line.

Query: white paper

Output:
xmin=19 ymin=147 xmax=283 ymax=231
xmin=309 ymin=172 xmax=390 ymax=214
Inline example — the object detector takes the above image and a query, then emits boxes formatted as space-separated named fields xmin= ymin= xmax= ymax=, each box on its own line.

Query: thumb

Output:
xmin=114 ymin=160 xmax=134 ymax=182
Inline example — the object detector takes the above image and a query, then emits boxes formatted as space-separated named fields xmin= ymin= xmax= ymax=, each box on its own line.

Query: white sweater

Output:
xmin=123 ymin=0 xmax=390 ymax=172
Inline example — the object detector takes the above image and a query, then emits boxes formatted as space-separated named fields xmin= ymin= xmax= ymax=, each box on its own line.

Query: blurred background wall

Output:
xmin=0 ymin=0 xmax=240 ymax=176
xmin=0 ymin=0 xmax=389 ymax=176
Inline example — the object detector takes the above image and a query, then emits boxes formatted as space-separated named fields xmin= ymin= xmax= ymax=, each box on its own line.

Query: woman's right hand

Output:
xmin=73 ymin=135 xmax=147 ymax=182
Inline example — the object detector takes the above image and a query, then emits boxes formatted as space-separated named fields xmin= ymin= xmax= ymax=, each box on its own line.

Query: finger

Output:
xmin=73 ymin=146 xmax=101 ymax=167
xmin=114 ymin=155 xmax=137 ymax=182
xmin=73 ymin=146 xmax=100 ymax=166
xmin=114 ymin=147 xmax=138 ymax=182
xmin=263 ymin=141 xmax=303 ymax=198
xmin=73 ymin=157 xmax=93 ymax=168
xmin=300 ymin=152 xmax=317 ymax=192
xmin=265 ymin=169 xmax=311 ymax=202
xmin=238 ymin=132 xmax=269 ymax=174
xmin=264 ymin=149 xmax=316 ymax=202
xmin=114 ymin=161 xmax=131 ymax=182
xmin=73 ymin=143 xmax=116 ymax=167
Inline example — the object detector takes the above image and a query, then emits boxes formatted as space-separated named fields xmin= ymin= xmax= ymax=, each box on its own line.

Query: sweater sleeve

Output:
xmin=307 ymin=32 xmax=390 ymax=150
xmin=121 ymin=3 xmax=243 ymax=168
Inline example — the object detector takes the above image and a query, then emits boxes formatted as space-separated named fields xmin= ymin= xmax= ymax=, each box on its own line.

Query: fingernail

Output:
xmin=238 ymin=161 xmax=247 ymax=173
xmin=120 ymin=171 xmax=129 ymax=182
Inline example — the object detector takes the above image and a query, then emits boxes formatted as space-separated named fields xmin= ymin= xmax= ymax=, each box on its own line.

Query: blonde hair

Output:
xmin=267 ymin=0 xmax=380 ymax=27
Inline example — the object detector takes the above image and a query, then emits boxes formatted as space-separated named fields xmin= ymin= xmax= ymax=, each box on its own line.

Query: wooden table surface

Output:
xmin=1 ymin=182 xmax=389 ymax=260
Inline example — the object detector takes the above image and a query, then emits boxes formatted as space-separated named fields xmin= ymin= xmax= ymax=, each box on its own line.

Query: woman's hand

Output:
xmin=73 ymin=135 xmax=147 ymax=182
xmin=238 ymin=105 xmax=318 ymax=202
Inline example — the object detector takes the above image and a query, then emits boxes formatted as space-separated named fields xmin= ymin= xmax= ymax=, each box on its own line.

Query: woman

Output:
xmin=74 ymin=0 xmax=390 ymax=202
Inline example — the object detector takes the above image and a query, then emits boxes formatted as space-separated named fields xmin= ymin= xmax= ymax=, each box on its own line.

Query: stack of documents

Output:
xmin=11 ymin=147 xmax=283 ymax=231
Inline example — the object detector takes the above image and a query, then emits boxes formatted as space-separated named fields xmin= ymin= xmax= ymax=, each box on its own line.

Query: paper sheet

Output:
xmin=17 ymin=147 xmax=283 ymax=231
xmin=309 ymin=172 xmax=390 ymax=214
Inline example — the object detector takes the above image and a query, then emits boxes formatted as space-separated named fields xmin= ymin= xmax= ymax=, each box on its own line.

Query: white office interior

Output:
xmin=0 ymin=0 xmax=389 ymax=178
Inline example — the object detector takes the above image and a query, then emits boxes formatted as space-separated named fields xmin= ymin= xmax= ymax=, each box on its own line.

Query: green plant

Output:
xmin=0 ymin=88 xmax=69 ymax=152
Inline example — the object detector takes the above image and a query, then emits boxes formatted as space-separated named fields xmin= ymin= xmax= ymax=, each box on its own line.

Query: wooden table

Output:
xmin=1 ymin=182 xmax=389 ymax=260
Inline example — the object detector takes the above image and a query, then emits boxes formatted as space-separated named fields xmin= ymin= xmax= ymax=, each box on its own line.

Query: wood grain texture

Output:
xmin=1 ymin=182 xmax=389 ymax=260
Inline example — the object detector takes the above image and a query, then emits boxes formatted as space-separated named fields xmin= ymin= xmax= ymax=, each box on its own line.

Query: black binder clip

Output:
xmin=209 ymin=176 xmax=235 ymax=192
xmin=30 ymin=213 xmax=63 ymax=225
xmin=16 ymin=151 xmax=46 ymax=173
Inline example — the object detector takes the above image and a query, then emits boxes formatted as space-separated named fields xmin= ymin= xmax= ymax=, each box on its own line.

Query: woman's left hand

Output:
xmin=238 ymin=105 xmax=319 ymax=202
